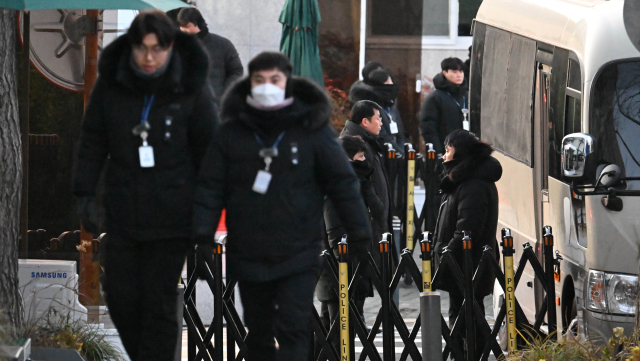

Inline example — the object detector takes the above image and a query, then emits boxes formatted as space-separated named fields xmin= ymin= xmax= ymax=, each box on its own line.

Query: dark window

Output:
xmin=459 ymin=0 xmax=483 ymax=36
xmin=480 ymin=27 xmax=536 ymax=165
xmin=371 ymin=0 xmax=423 ymax=36
xmin=567 ymin=58 xmax=581 ymax=91
xmin=565 ymin=96 xmax=581 ymax=135
xmin=591 ymin=60 xmax=640 ymax=189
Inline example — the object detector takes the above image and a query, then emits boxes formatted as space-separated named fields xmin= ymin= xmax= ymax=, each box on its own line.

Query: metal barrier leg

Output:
xmin=213 ymin=242 xmax=224 ymax=361
xmin=176 ymin=284 xmax=185 ymax=361
xmin=543 ymin=226 xmax=557 ymax=338
xmin=462 ymin=232 xmax=476 ymax=361
xmin=421 ymin=292 xmax=443 ymax=361
xmin=380 ymin=234 xmax=394 ymax=361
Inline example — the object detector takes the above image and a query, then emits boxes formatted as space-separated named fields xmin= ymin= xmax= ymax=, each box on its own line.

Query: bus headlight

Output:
xmin=587 ymin=270 xmax=606 ymax=312
xmin=606 ymin=274 xmax=638 ymax=315
xmin=587 ymin=270 xmax=638 ymax=315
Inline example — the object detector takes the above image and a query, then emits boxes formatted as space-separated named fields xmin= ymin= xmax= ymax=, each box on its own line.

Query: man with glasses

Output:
xmin=72 ymin=11 xmax=217 ymax=361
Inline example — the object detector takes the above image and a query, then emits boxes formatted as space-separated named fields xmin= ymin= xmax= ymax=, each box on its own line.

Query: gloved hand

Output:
xmin=194 ymin=236 xmax=215 ymax=280
xmin=77 ymin=197 xmax=99 ymax=235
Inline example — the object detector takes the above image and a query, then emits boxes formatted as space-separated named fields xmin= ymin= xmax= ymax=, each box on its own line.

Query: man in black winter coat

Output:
xmin=178 ymin=7 xmax=243 ymax=103
xmin=192 ymin=52 xmax=371 ymax=361
xmin=433 ymin=130 xmax=502 ymax=360
xmin=419 ymin=57 xmax=469 ymax=154
xmin=350 ymin=65 xmax=407 ymax=156
xmin=340 ymin=101 xmax=392 ymax=245
xmin=72 ymin=12 xmax=217 ymax=361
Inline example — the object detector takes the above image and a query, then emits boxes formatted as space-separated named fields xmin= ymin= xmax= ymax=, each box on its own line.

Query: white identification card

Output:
xmin=463 ymin=120 xmax=470 ymax=131
xmin=252 ymin=170 xmax=272 ymax=194
xmin=139 ymin=146 xmax=155 ymax=168
xmin=389 ymin=121 xmax=399 ymax=134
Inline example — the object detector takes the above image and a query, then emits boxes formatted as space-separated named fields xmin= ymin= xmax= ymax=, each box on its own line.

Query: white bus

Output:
xmin=470 ymin=0 xmax=640 ymax=342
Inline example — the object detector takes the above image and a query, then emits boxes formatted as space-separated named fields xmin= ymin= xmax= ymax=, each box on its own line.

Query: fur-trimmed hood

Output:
xmin=440 ymin=143 xmax=502 ymax=193
xmin=97 ymin=31 xmax=209 ymax=94
xmin=219 ymin=76 xmax=332 ymax=131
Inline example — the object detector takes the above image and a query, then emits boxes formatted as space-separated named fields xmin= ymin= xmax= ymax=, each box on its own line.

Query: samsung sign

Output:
xmin=31 ymin=272 xmax=68 ymax=279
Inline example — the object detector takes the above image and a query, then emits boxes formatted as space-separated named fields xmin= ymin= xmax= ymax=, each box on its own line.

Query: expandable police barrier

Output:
xmin=384 ymin=143 xmax=439 ymax=255
xmin=185 ymin=227 xmax=559 ymax=361
xmin=184 ymin=237 xmax=248 ymax=361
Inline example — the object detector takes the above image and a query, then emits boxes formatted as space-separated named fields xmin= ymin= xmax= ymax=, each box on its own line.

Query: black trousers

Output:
xmin=239 ymin=271 xmax=318 ymax=361
xmin=102 ymin=233 xmax=189 ymax=361
xmin=448 ymin=287 xmax=486 ymax=361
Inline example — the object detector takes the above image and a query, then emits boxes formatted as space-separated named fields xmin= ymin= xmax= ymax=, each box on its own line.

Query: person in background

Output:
xmin=178 ymin=7 xmax=243 ymax=104
xmin=192 ymin=52 xmax=371 ymax=361
xmin=73 ymin=11 xmax=217 ymax=361
xmin=419 ymin=57 xmax=468 ymax=155
xmin=432 ymin=129 xmax=502 ymax=360
xmin=464 ymin=46 xmax=472 ymax=81
xmin=349 ymin=64 xmax=407 ymax=156
xmin=317 ymin=135 xmax=385 ymax=338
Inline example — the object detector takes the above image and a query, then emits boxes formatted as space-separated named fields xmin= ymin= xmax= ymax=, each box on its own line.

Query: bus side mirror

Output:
xmin=562 ymin=133 xmax=595 ymax=178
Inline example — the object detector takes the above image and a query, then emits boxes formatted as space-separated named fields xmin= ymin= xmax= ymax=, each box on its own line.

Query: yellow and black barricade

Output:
xmin=502 ymin=228 xmax=517 ymax=353
xmin=420 ymin=232 xmax=433 ymax=292
xmin=337 ymin=235 xmax=350 ymax=361
xmin=405 ymin=148 xmax=416 ymax=251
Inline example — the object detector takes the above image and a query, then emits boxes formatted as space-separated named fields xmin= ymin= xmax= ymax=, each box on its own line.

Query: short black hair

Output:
xmin=177 ymin=7 xmax=207 ymax=30
xmin=362 ymin=61 xmax=384 ymax=81
xmin=341 ymin=136 xmax=367 ymax=159
xmin=248 ymin=52 xmax=293 ymax=78
xmin=350 ymin=100 xmax=382 ymax=125
xmin=441 ymin=57 xmax=464 ymax=72
xmin=444 ymin=129 xmax=482 ymax=159
xmin=367 ymin=69 xmax=391 ymax=85
xmin=128 ymin=11 xmax=177 ymax=48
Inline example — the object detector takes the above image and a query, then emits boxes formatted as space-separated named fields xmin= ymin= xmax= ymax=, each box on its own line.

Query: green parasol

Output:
xmin=279 ymin=0 xmax=324 ymax=86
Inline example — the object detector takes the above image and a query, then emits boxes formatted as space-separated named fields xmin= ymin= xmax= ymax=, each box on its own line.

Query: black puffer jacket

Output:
xmin=318 ymin=161 xmax=382 ymax=302
xmin=349 ymin=80 xmax=407 ymax=156
xmin=197 ymin=29 xmax=243 ymax=103
xmin=340 ymin=120 xmax=390 ymax=239
xmin=192 ymin=77 xmax=372 ymax=282
xmin=72 ymin=32 xmax=217 ymax=240
xmin=419 ymin=73 xmax=468 ymax=154
xmin=433 ymin=143 xmax=502 ymax=297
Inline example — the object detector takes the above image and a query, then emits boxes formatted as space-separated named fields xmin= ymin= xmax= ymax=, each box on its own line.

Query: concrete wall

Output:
xmin=421 ymin=48 xmax=470 ymax=87
xmin=196 ymin=0 xmax=287 ymax=72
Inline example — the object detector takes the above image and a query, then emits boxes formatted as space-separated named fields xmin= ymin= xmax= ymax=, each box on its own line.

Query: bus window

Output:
xmin=480 ymin=26 xmax=536 ymax=165
xmin=591 ymin=60 xmax=640 ymax=189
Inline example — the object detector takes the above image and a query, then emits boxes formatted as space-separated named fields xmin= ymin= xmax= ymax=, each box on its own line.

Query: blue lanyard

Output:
xmin=141 ymin=95 xmax=155 ymax=124
xmin=447 ymin=93 xmax=466 ymax=110
xmin=254 ymin=131 xmax=286 ymax=149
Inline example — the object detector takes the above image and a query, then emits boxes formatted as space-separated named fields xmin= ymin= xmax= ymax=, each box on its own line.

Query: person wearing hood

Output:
xmin=419 ymin=57 xmax=469 ymax=155
xmin=178 ymin=7 xmax=243 ymax=104
xmin=192 ymin=52 xmax=371 ymax=361
xmin=316 ymin=135 xmax=385 ymax=348
xmin=349 ymin=65 xmax=407 ymax=156
xmin=72 ymin=11 xmax=217 ymax=361
xmin=432 ymin=130 xmax=502 ymax=360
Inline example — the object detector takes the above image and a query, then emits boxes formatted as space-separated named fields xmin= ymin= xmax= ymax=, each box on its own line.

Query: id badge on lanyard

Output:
xmin=135 ymin=95 xmax=155 ymax=168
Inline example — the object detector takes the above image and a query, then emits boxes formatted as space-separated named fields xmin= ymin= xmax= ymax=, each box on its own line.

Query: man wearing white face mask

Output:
xmin=192 ymin=52 xmax=372 ymax=361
